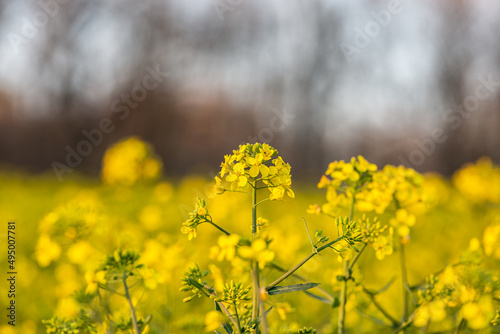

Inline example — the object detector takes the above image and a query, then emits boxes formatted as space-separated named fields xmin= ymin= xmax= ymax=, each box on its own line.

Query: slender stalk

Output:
xmin=252 ymin=264 xmax=261 ymax=330
xmin=400 ymin=243 xmax=409 ymax=331
xmin=361 ymin=285 xmax=398 ymax=327
xmin=349 ymin=243 xmax=367 ymax=269
xmin=269 ymin=262 xmax=334 ymax=302
xmin=338 ymin=261 xmax=349 ymax=334
xmin=233 ymin=301 xmax=242 ymax=334
xmin=252 ymin=181 xmax=258 ymax=236
xmin=339 ymin=189 xmax=356 ymax=334
xmin=97 ymin=290 xmax=114 ymax=334
xmin=251 ymin=180 xmax=260 ymax=333
xmin=122 ymin=271 xmax=140 ymax=334
xmin=266 ymin=237 xmax=343 ymax=290
xmin=259 ymin=288 xmax=270 ymax=334
xmin=455 ymin=318 xmax=466 ymax=334
xmin=209 ymin=221 xmax=231 ymax=236
xmin=390 ymin=311 xmax=415 ymax=334
xmin=203 ymin=284 xmax=240 ymax=329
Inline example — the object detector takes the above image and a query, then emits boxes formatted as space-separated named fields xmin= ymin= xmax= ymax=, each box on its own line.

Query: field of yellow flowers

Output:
xmin=1 ymin=137 xmax=500 ymax=334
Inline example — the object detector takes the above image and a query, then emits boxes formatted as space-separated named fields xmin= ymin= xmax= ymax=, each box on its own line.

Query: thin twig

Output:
xmin=266 ymin=237 xmax=343 ymax=290
xmin=122 ymin=271 xmax=140 ymax=334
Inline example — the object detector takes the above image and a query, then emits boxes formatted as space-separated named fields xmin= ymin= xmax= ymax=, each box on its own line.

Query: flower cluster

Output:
xmin=214 ymin=281 xmax=252 ymax=307
xmin=360 ymin=215 xmax=393 ymax=260
xmin=181 ymin=198 xmax=211 ymax=240
xmin=453 ymin=157 xmax=500 ymax=203
xmin=180 ymin=264 xmax=209 ymax=302
xmin=414 ymin=257 xmax=500 ymax=330
xmin=209 ymin=234 xmax=275 ymax=270
xmin=36 ymin=192 xmax=104 ymax=267
xmin=214 ymin=143 xmax=294 ymax=200
xmin=101 ymin=136 xmax=162 ymax=186
xmin=42 ymin=312 xmax=95 ymax=334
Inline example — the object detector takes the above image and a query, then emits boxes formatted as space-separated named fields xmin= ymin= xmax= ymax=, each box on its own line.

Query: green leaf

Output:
xmin=267 ymin=283 xmax=320 ymax=296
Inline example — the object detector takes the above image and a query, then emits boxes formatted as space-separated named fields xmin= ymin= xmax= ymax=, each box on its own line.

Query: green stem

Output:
xmin=260 ymin=292 xmax=269 ymax=334
xmin=269 ymin=262 xmax=334 ymax=302
xmin=455 ymin=318 xmax=466 ymax=334
xmin=254 ymin=198 xmax=270 ymax=207
xmin=338 ymin=261 xmax=349 ymax=334
xmin=390 ymin=311 xmax=415 ymax=334
xmin=122 ymin=271 xmax=140 ymax=334
xmin=209 ymin=221 xmax=231 ymax=236
xmin=338 ymin=189 xmax=356 ymax=334
xmin=266 ymin=236 xmax=343 ymax=290
xmin=361 ymin=285 xmax=398 ymax=327
xmin=400 ymin=243 xmax=409 ymax=332
xmin=251 ymin=180 xmax=260 ymax=333
xmin=252 ymin=264 xmax=260 ymax=333
xmin=252 ymin=181 xmax=258 ymax=236
xmin=348 ymin=243 xmax=367 ymax=270
xmin=234 ymin=301 xmax=242 ymax=334
xmin=203 ymin=284 xmax=240 ymax=330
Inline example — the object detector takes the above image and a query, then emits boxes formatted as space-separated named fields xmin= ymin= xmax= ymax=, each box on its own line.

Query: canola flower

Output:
xmin=101 ymin=136 xmax=162 ymax=186
xmin=214 ymin=143 xmax=294 ymax=201
xmin=453 ymin=157 xmax=500 ymax=203
xmin=25 ymin=137 xmax=500 ymax=333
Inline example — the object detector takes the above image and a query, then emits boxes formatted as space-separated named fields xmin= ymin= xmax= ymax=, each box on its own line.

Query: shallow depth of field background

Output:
xmin=0 ymin=0 xmax=500 ymax=333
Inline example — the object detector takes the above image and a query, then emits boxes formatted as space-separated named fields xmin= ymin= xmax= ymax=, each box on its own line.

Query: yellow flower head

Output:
xmin=453 ymin=157 xmax=500 ymax=204
xmin=204 ymin=311 xmax=226 ymax=332
xmin=238 ymin=238 xmax=275 ymax=269
xmin=36 ymin=234 xmax=62 ymax=267
xmin=210 ymin=234 xmax=240 ymax=262
xmin=101 ymin=136 xmax=163 ymax=186
xmin=213 ymin=143 xmax=294 ymax=201
xmin=85 ymin=270 xmax=106 ymax=294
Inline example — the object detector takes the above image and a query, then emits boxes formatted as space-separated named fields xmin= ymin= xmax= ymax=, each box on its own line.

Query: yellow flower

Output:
xmin=67 ymin=241 xmax=95 ymax=264
xmin=372 ymin=235 xmax=393 ymax=260
xmin=275 ymin=302 xmax=294 ymax=320
xmin=55 ymin=297 xmax=80 ymax=319
xmin=85 ymin=270 xmax=106 ymax=294
xmin=101 ymin=136 xmax=162 ymax=185
xmin=180 ymin=226 xmax=197 ymax=240
xmin=453 ymin=157 xmax=500 ymax=203
xmin=257 ymin=217 xmax=269 ymax=230
xmin=138 ymin=267 xmax=165 ymax=290
xmin=204 ymin=311 xmax=226 ymax=332
xmin=270 ymin=186 xmax=285 ymax=200
xmin=461 ymin=296 xmax=494 ymax=330
xmin=36 ymin=234 xmax=62 ymax=267
xmin=210 ymin=235 xmax=240 ymax=262
xmin=214 ymin=143 xmax=293 ymax=199
xmin=337 ymin=248 xmax=353 ymax=263
xmin=483 ymin=220 xmax=500 ymax=258
xmin=209 ymin=265 xmax=225 ymax=292
xmin=238 ymin=238 xmax=275 ymax=268
xmin=307 ymin=204 xmax=321 ymax=215
xmin=390 ymin=208 xmax=416 ymax=238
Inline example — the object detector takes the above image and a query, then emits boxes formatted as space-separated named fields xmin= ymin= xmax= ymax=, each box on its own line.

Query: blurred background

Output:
xmin=0 ymin=0 xmax=499 ymax=180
